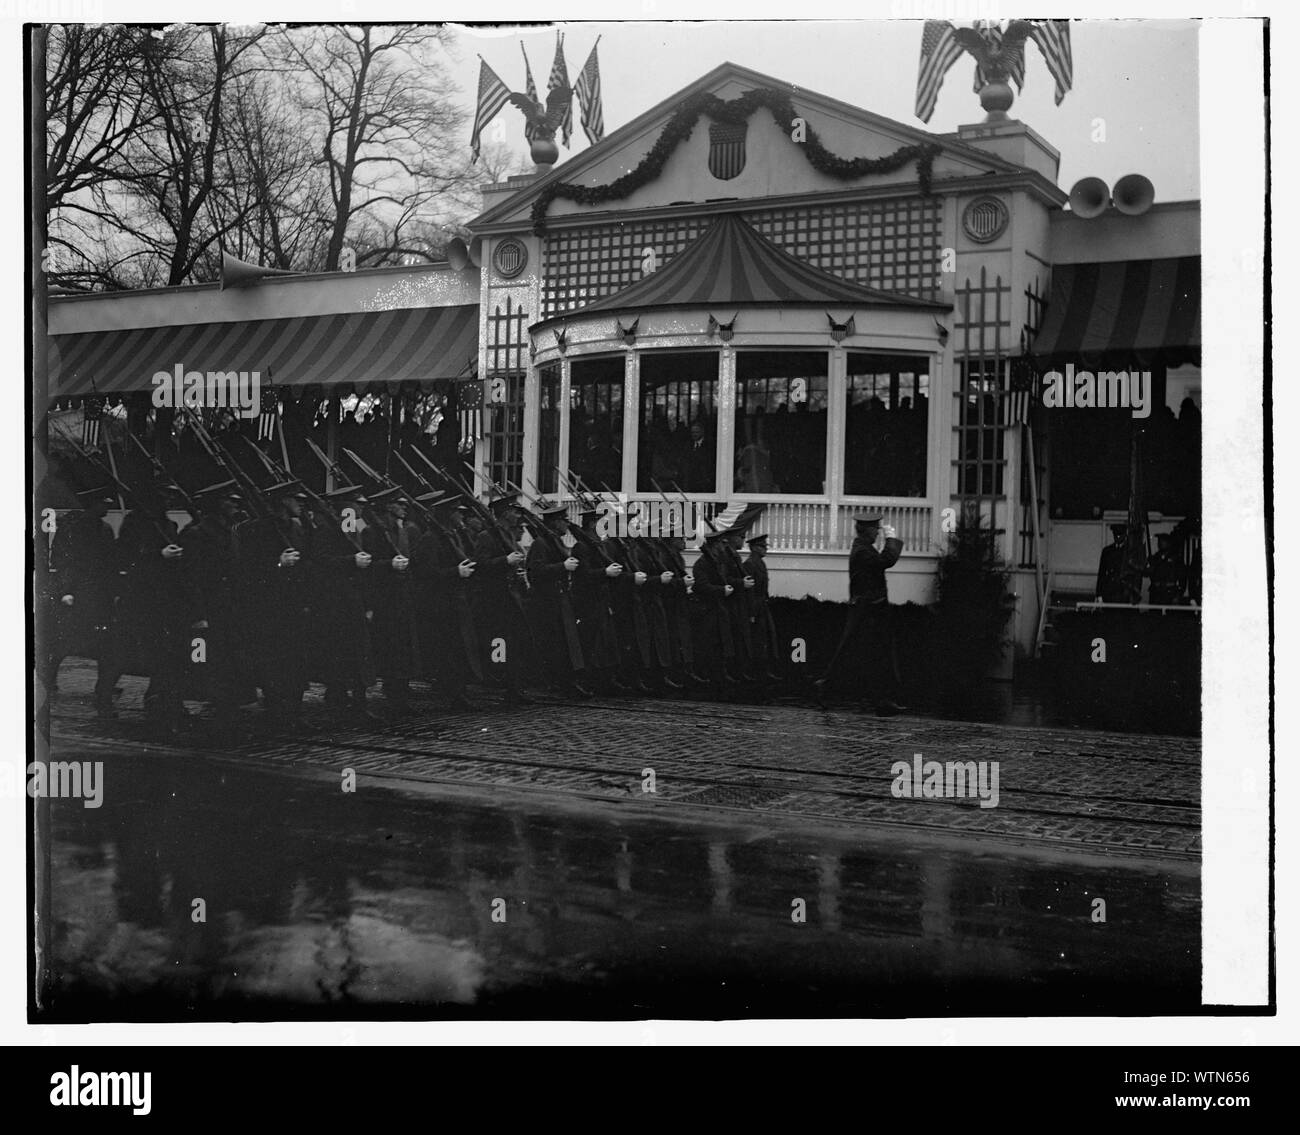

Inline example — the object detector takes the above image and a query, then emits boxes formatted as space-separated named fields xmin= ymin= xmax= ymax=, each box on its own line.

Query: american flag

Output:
xmin=1007 ymin=358 xmax=1038 ymax=427
xmin=471 ymin=57 xmax=511 ymax=162
xmin=574 ymin=39 xmax=604 ymax=145
xmin=547 ymin=31 xmax=573 ymax=148
xmin=520 ymin=42 xmax=540 ymax=144
xmin=457 ymin=378 xmax=484 ymax=454
xmin=257 ymin=384 xmax=278 ymax=442
xmin=1029 ymin=19 xmax=1074 ymax=105
xmin=81 ymin=395 xmax=104 ymax=448
xmin=915 ymin=20 xmax=963 ymax=124
xmin=972 ymin=20 xmax=1027 ymax=93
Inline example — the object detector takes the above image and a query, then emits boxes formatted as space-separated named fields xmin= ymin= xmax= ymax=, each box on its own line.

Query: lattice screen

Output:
xmin=541 ymin=197 xmax=943 ymax=318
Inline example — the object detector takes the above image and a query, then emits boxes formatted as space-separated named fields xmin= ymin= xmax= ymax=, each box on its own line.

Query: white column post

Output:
xmin=622 ymin=348 xmax=639 ymax=495
xmin=716 ymin=345 xmax=735 ymax=499
xmin=558 ymin=357 xmax=571 ymax=493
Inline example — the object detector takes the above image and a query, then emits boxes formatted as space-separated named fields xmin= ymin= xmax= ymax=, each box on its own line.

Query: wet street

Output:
xmin=38 ymin=665 xmax=1200 ymax=1019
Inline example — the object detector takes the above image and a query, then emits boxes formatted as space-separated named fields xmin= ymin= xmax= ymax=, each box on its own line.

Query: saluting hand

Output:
xmin=458 ymin=559 xmax=476 ymax=578
xmin=882 ymin=524 xmax=897 ymax=540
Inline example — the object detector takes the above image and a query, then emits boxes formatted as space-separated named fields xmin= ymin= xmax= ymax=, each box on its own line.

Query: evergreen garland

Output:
xmin=531 ymin=87 xmax=942 ymax=234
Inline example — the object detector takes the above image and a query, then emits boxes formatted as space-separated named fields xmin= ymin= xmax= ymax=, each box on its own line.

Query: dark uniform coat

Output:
xmin=525 ymin=524 xmax=586 ymax=676
xmin=360 ymin=513 xmax=420 ymax=684
xmin=568 ymin=525 xmax=622 ymax=672
xmin=411 ymin=521 xmax=481 ymax=689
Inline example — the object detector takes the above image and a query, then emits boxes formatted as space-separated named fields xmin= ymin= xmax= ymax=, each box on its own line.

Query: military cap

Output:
xmin=415 ymin=489 xmax=448 ymax=504
xmin=746 ymin=533 xmax=769 ymax=549
xmin=264 ymin=479 xmax=307 ymax=500
xmin=488 ymin=491 xmax=520 ymax=516
xmin=535 ymin=498 xmax=568 ymax=517
xmin=324 ymin=483 xmax=368 ymax=503
xmin=429 ymin=493 xmax=463 ymax=512
xmin=854 ymin=515 xmax=884 ymax=528
xmin=1110 ymin=523 xmax=1129 ymax=535
xmin=367 ymin=485 xmax=409 ymax=506
xmin=75 ymin=485 xmax=117 ymax=504
xmin=192 ymin=479 xmax=242 ymax=503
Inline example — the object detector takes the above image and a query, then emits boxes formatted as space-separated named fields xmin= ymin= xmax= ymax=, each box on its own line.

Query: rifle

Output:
xmin=125 ymin=430 xmax=199 ymax=516
xmin=235 ymin=434 xmax=364 ymax=553
xmin=304 ymin=437 xmax=402 ymax=559
xmin=182 ymin=409 xmax=298 ymax=550
xmin=49 ymin=417 xmax=179 ymax=546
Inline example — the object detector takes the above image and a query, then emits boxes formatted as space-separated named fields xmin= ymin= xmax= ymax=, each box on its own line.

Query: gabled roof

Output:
xmin=473 ymin=61 xmax=1028 ymax=230
xmin=534 ymin=213 xmax=948 ymax=326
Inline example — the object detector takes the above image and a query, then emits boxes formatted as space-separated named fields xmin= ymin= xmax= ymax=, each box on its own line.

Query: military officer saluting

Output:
xmin=815 ymin=515 xmax=905 ymax=716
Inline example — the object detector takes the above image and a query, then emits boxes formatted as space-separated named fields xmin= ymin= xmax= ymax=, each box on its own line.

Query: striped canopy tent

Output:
xmin=47 ymin=304 xmax=480 ymax=400
xmin=534 ymin=213 xmax=948 ymax=325
xmin=1029 ymin=257 xmax=1201 ymax=368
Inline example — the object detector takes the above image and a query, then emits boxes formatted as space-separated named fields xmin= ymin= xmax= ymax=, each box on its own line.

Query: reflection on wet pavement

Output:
xmin=44 ymin=755 xmax=1199 ymax=1020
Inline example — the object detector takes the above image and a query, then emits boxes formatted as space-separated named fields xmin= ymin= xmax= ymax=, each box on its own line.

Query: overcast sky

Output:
xmin=452 ymin=19 xmax=1199 ymax=203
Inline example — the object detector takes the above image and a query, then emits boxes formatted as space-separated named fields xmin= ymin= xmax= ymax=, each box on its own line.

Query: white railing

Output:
xmin=557 ymin=496 xmax=934 ymax=554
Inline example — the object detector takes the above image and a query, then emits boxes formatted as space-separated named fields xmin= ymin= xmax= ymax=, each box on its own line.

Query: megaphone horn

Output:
xmin=445 ymin=238 xmax=470 ymax=271
xmin=1067 ymin=177 xmax=1111 ymax=220
xmin=468 ymin=236 xmax=483 ymax=268
xmin=1112 ymin=173 xmax=1155 ymax=216
xmin=220 ymin=251 xmax=295 ymax=291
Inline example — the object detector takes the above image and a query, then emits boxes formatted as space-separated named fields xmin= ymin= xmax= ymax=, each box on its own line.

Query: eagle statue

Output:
xmin=951 ymin=19 xmax=1035 ymax=86
xmin=507 ymin=84 xmax=572 ymax=140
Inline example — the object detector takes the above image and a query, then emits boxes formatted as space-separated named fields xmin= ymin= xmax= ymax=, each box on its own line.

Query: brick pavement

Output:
xmin=41 ymin=660 xmax=1201 ymax=860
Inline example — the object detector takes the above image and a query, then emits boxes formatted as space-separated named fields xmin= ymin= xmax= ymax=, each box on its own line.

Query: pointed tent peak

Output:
xmin=537 ymin=213 xmax=948 ymax=325
xmin=471 ymin=59 xmax=1032 ymax=231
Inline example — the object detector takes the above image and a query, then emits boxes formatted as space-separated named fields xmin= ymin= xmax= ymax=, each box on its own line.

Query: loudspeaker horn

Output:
xmin=445 ymin=238 xmax=470 ymax=270
xmin=220 ymin=251 xmax=295 ymax=291
xmin=1067 ymin=177 xmax=1110 ymax=219
xmin=468 ymin=236 xmax=484 ymax=268
xmin=1112 ymin=173 xmax=1155 ymax=216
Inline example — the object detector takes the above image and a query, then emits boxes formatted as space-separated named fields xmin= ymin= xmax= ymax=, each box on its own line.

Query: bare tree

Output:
xmin=274 ymin=25 xmax=473 ymax=271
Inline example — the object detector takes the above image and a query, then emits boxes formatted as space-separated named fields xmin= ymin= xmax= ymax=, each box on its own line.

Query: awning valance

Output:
xmin=47 ymin=303 xmax=479 ymax=399
xmin=1029 ymin=257 xmax=1200 ymax=366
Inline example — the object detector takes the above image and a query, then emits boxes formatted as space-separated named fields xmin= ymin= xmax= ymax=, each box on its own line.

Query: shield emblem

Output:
xmin=708 ymin=120 xmax=747 ymax=180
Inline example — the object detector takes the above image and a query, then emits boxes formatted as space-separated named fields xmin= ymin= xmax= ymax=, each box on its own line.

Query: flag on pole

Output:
xmin=547 ymin=31 xmax=573 ymax=147
xmin=1007 ymin=358 xmax=1038 ymax=427
xmin=915 ymin=20 xmax=962 ymax=123
xmin=972 ymin=20 xmax=1026 ymax=93
xmin=520 ymin=42 xmax=540 ymax=144
xmin=81 ymin=395 xmax=104 ymax=448
xmin=471 ymin=57 xmax=511 ymax=162
xmin=1029 ymin=19 xmax=1074 ymax=105
xmin=574 ymin=39 xmax=605 ymax=145
xmin=257 ymin=384 xmax=278 ymax=442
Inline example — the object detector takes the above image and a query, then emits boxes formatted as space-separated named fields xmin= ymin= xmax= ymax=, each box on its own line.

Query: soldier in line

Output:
xmin=742 ymin=533 xmax=782 ymax=682
xmin=523 ymin=500 xmax=591 ymax=697
xmin=625 ymin=523 xmax=681 ymax=691
xmin=814 ymin=515 xmax=904 ymax=716
xmin=359 ymin=485 xmax=421 ymax=715
xmin=653 ymin=526 xmax=708 ymax=687
xmin=45 ymin=486 xmax=119 ymax=714
xmin=567 ymin=506 xmax=628 ymax=694
xmin=178 ymin=480 xmax=252 ymax=743
xmin=689 ymin=526 xmax=743 ymax=688
xmin=411 ymin=494 xmax=482 ymax=710
xmin=236 ymin=480 xmax=315 ymax=732
xmin=600 ymin=510 xmax=659 ymax=694
xmin=307 ymin=482 xmax=378 ymax=722
xmin=470 ymin=492 xmax=536 ymax=705
xmin=109 ymin=479 xmax=196 ymax=737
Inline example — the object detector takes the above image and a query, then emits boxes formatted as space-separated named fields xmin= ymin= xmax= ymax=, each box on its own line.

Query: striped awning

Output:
xmin=47 ymin=303 xmax=479 ymax=399
xmin=541 ymin=213 xmax=947 ymax=324
xmin=1029 ymin=257 xmax=1200 ymax=365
